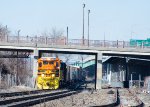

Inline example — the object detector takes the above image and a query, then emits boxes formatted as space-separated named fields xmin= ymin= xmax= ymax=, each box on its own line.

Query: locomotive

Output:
xmin=36 ymin=57 xmax=85 ymax=89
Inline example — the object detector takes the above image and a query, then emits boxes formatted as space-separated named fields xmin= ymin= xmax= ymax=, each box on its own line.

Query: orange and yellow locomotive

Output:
xmin=36 ymin=57 xmax=64 ymax=89
xmin=36 ymin=57 xmax=85 ymax=90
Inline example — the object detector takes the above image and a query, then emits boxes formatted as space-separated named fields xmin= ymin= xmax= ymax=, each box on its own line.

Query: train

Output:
xmin=36 ymin=57 xmax=85 ymax=89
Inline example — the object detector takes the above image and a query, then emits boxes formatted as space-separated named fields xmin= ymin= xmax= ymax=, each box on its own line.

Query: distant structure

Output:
xmin=130 ymin=38 xmax=150 ymax=47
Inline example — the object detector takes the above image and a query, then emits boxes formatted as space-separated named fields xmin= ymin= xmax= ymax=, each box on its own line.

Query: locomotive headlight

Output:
xmin=52 ymin=74 xmax=55 ymax=78
xmin=41 ymin=74 xmax=44 ymax=77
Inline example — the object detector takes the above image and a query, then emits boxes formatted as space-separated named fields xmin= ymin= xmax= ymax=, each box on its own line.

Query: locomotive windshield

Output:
xmin=49 ymin=61 xmax=54 ymax=65
xmin=43 ymin=61 xmax=48 ymax=65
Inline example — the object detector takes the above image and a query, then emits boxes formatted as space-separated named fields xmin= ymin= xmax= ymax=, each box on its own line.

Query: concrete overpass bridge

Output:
xmin=0 ymin=36 xmax=150 ymax=89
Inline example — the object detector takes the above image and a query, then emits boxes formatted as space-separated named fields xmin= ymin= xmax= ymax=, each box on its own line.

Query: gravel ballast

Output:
xmin=33 ymin=89 xmax=117 ymax=107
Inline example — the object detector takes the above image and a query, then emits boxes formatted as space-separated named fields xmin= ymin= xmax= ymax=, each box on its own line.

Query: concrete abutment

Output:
xmin=96 ymin=52 xmax=102 ymax=89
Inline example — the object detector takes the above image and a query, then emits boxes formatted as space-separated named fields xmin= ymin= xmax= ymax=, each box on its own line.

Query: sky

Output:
xmin=0 ymin=0 xmax=150 ymax=41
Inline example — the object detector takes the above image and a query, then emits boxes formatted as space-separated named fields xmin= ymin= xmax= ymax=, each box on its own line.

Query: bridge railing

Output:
xmin=68 ymin=39 xmax=131 ymax=48
xmin=0 ymin=35 xmax=147 ymax=48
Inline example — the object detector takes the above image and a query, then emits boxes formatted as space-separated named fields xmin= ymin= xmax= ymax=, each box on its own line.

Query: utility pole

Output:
xmin=67 ymin=26 xmax=68 ymax=45
xmin=88 ymin=10 xmax=90 ymax=47
xmin=82 ymin=3 xmax=85 ymax=45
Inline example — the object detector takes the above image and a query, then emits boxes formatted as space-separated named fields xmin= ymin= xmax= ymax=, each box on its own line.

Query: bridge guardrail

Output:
xmin=0 ymin=35 xmax=148 ymax=48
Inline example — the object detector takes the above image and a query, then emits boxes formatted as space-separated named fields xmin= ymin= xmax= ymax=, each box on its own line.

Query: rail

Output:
xmin=0 ymin=89 xmax=81 ymax=107
xmin=0 ymin=87 xmax=146 ymax=107
xmin=118 ymin=88 xmax=143 ymax=107
xmin=0 ymin=81 xmax=84 ymax=107
xmin=0 ymin=89 xmax=61 ymax=97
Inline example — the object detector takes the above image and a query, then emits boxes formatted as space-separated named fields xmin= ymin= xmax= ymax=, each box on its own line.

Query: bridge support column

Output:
xmin=96 ymin=52 xmax=102 ymax=89
xmin=33 ymin=49 xmax=39 ymax=88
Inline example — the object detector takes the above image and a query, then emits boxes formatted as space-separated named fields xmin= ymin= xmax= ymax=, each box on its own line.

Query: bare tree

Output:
xmin=0 ymin=24 xmax=10 ymax=41
xmin=41 ymin=27 xmax=64 ymax=38
xmin=40 ymin=27 xmax=65 ymax=45
xmin=64 ymin=54 xmax=72 ymax=64
xmin=0 ymin=51 xmax=32 ymax=88
xmin=41 ymin=30 xmax=49 ymax=37
xmin=50 ymin=27 xmax=64 ymax=39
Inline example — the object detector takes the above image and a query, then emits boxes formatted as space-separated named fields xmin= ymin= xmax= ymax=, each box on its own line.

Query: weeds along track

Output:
xmin=118 ymin=88 xmax=143 ymax=107
xmin=0 ymin=89 xmax=81 ymax=107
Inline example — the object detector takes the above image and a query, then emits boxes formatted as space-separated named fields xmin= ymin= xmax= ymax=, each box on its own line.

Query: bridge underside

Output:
xmin=38 ymin=50 xmax=102 ymax=89
xmin=103 ymin=53 xmax=150 ymax=59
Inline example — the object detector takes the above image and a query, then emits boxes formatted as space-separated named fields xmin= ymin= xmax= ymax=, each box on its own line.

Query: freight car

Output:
xmin=66 ymin=65 xmax=85 ymax=84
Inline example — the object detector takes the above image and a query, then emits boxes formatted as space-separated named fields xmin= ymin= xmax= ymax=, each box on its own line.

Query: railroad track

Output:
xmin=0 ymin=89 xmax=81 ymax=107
xmin=0 ymin=89 xmax=57 ymax=97
xmin=117 ymin=88 xmax=143 ymax=107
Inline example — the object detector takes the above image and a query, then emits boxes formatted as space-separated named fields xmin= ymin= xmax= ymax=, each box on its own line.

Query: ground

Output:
xmin=0 ymin=85 xmax=34 ymax=93
xmin=32 ymin=89 xmax=116 ymax=107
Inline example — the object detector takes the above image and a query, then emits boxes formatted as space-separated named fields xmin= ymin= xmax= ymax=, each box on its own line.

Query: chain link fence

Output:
xmin=0 ymin=35 xmax=143 ymax=48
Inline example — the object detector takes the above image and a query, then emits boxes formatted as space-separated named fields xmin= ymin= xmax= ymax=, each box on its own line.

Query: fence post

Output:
xmin=35 ymin=35 xmax=37 ymax=47
xmin=123 ymin=41 xmax=124 ymax=48
xmin=7 ymin=35 xmax=8 ymax=43
xmin=26 ymin=35 xmax=29 ymax=43
xmin=18 ymin=36 xmax=19 ymax=44
xmin=17 ymin=30 xmax=20 ymax=44
xmin=104 ymin=40 xmax=105 ymax=47
xmin=117 ymin=40 xmax=118 ymax=48
xmin=64 ymin=37 xmax=67 ymax=45
xmin=45 ymin=36 xmax=47 ymax=45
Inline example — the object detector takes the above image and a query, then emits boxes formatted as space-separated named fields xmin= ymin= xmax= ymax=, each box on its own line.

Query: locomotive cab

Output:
xmin=36 ymin=57 xmax=61 ymax=89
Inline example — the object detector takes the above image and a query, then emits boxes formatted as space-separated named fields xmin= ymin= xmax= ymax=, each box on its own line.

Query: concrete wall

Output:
xmin=33 ymin=49 xmax=39 ymax=87
xmin=96 ymin=53 xmax=102 ymax=89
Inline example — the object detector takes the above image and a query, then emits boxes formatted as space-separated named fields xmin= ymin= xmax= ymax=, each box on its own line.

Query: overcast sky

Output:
xmin=0 ymin=0 xmax=150 ymax=41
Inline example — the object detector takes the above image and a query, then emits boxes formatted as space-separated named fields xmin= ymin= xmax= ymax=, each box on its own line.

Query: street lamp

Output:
xmin=82 ymin=3 xmax=85 ymax=45
xmin=67 ymin=26 xmax=68 ymax=45
xmin=88 ymin=10 xmax=90 ymax=47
